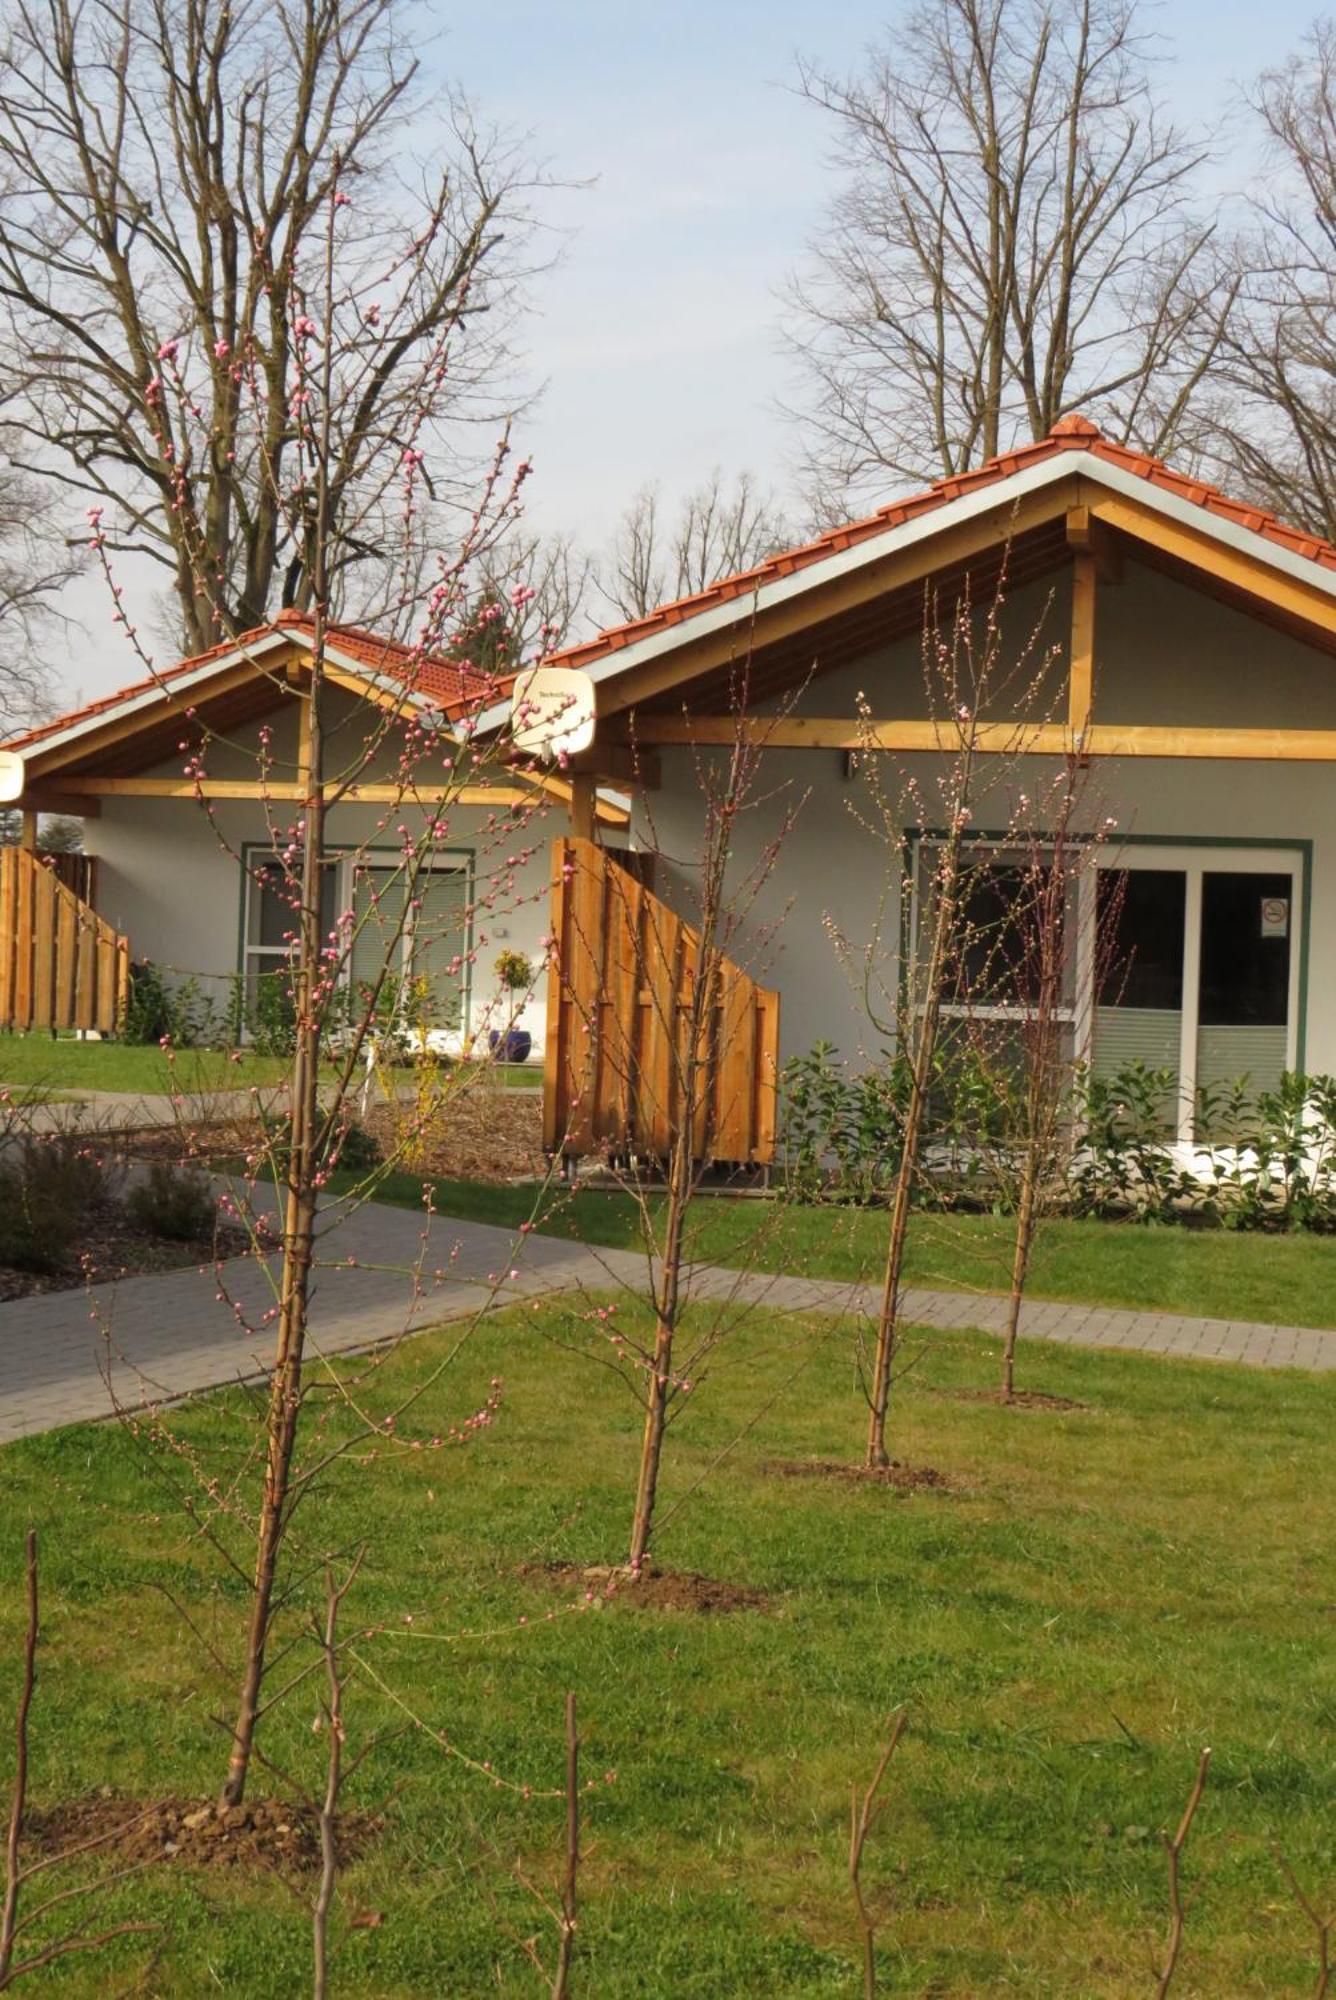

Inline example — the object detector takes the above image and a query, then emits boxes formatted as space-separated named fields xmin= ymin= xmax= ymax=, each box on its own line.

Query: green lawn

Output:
xmin=0 ymin=1302 xmax=1332 ymax=1994
xmin=369 ymin=1172 xmax=1336 ymax=1331
xmin=0 ymin=1035 xmax=539 ymax=1098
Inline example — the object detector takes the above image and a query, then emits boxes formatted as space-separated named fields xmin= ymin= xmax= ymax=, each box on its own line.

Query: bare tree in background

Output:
xmin=598 ymin=470 xmax=791 ymax=622
xmin=0 ymin=0 xmax=536 ymax=653
xmin=1203 ymin=27 xmax=1336 ymax=541
xmin=0 ymin=433 xmax=81 ymax=727
xmin=786 ymin=0 xmax=1230 ymax=511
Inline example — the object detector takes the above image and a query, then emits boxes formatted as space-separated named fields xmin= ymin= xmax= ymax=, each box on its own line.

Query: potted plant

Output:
xmin=490 ymin=948 xmax=533 ymax=1063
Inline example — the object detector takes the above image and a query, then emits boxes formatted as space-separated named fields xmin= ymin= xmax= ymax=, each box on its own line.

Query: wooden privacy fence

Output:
xmin=0 ymin=846 xmax=130 ymax=1035
xmin=543 ymin=835 xmax=781 ymax=1165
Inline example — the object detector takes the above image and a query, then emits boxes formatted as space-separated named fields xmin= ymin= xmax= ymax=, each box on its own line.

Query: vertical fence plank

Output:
xmin=0 ymin=850 xmax=15 ymax=1029
xmin=55 ymin=888 xmax=76 ymax=1026
xmin=542 ymin=836 xmax=781 ymax=1166
xmin=0 ymin=850 xmax=130 ymax=1037
xmin=31 ymin=868 xmax=55 ymax=1028
xmin=13 ymin=854 xmax=34 ymax=1029
xmin=74 ymin=904 xmax=96 ymax=1031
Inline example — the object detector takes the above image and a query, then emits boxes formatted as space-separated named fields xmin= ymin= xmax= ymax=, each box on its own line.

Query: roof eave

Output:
xmin=473 ymin=448 xmax=1336 ymax=734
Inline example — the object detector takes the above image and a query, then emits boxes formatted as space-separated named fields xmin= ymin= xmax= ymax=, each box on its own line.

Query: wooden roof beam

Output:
xmin=594 ymin=483 xmax=1080 ymax=717
xmin=624 ymin=715 xmax=1336 ymax=760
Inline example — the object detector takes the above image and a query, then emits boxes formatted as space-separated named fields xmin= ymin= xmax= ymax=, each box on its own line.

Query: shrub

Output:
xmin=0 ymin=1136 xmax=115 ymax=1272
xmin=127 ymin=1160 xmax=217 ymax=1242
xmin=242 ymin=967 xmax=298 ymax=1056
xmin=324 ymin=1118 xmax=383 ymax=1175
xmin=782 ymin=1044 xmax=1336 ymax=1232
xmin=123 ymin=961 xmax=221 ymax=1048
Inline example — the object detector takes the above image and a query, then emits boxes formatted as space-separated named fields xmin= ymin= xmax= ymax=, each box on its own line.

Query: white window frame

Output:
xmin=239 ymin=844 xmax=474 ymax=1033
xmin=908 ymin=835 xmax=1304 ymax=1147
xmin=907 ymin=838 xmax=1082 ymax=1032
xmin=1089 ymin=842 xmax=1303 ymax=1147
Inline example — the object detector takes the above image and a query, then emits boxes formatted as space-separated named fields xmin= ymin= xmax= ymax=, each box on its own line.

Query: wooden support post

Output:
xmin=1069 ymin=550 xmax=1096 ymax=741
xmin=569 ymin=773 xmax=596 ymax=841
xmin=296 ymin=691 xmax=314 ymax=796
xmin=19 ymin=809 xmax=37 ymax=851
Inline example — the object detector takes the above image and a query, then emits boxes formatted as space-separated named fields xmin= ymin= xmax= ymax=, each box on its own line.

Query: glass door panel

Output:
xmin=1194 ymin=870 xmax=1292 ymax=1131
xmin=1092 ymin=867 xmax=1186 ymax=1131
xmin=409 ymin=869 xmax=469 ymax=1028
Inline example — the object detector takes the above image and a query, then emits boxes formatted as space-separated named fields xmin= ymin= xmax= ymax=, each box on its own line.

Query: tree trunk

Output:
xmin=627 ymin=1148 xmax=691 ymax=1571
xmin=219 ymin=665 xmax=326 ymax=1807
xmin=1002 ymin=1151 xmax=1038 ymax=1405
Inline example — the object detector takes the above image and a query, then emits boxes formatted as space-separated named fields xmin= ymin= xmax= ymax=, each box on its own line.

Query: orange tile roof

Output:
xmin=543 ymin=414 xmax=1336 ymax=675
xmin=5 ymin=608 xmax=497 ymax=755
xmin=13 ymin=419 xmax=1336 ymax=755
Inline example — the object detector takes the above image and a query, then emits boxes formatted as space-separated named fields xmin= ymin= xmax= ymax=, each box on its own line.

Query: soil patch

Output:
xmin=763 ymin=1456 xmax=959 ymax=1492
xmin=930 ymin=1386 xmax=1088 ymax=1412
xmin=521 ymin=1561 xmax=768 ymax=1614
xmin=361 ymin=1083 xmax=544 ymax=1183
xmin=0 ymin=1201 xmax=250 ymax=1302
xmin=26 ymin=1794 xmax=380 ymax=1874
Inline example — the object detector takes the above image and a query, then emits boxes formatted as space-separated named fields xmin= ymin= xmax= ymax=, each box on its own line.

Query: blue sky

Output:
xmin=437 ymin=0 xmax=1320 ymax=549
xmin=52 ymin=0 xmax=1323 ymax=700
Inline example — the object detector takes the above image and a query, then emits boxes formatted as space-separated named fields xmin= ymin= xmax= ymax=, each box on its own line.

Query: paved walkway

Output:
xmin=2 ymin=1206 xmax=1334 ymax=1443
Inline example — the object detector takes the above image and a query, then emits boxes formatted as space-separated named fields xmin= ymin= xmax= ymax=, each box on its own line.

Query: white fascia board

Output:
xmin=17 ymin=627 xmax=295 ymax=762
xmin=1072 ymin=454 xmax=1336 ymax=599
xmin=474 ymin=449 xmax=1336 ymax=734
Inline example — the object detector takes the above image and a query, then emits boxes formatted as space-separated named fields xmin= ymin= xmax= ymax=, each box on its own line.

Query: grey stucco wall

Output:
xmin=82 ymin=685 xmax=562 ymax=1048
xmin=631 ymin=560 xmax=1336 ymax=1076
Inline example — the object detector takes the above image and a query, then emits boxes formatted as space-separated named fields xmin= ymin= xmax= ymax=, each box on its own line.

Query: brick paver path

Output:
xmin=2 ymin=1205 xmax=1333 ymax=1443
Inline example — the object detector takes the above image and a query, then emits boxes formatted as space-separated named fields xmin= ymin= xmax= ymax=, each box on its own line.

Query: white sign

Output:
xmin=510 ymin=666 xmax=596 ymax=762
xmin=1261 ymin=896 xmax=1289 ymax=939
xmin=0 ymin=750 xmax=24 ymax=804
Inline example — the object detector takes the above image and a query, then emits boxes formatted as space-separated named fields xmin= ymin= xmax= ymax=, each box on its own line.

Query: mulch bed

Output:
xmin=360 ymin=1081 xmax=544 ymax=1183
xmin=25 ymin=1795 xmax=380 ymax=1874
xmin=119 ymin=1074 xmax=546 ymax=1186
xmin=763 ymin=1456 xmax=959 ymax=1492
xmin=521 ymin=1560 xmax=769 ymax=1615
xmin=928 ymin=1386 xmax=1089 ymax=1412
xmin=0 ymin=1200 xmax=250 ymax=1302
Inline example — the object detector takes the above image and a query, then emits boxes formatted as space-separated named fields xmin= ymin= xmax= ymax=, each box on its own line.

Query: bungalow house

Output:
xmin=6 ymin=414 xmax=1336 ymax=1157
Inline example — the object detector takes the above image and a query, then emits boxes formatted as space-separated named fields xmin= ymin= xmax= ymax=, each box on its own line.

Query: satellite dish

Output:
xmin=0 ymin=750 xmax=24 ymax=805
xmin=510 ymin=666 xmax=596 ymax=762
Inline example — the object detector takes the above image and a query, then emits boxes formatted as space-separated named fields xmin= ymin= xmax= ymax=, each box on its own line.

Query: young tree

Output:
xmin=950 ymin=758 xmax=1119 ymax=1401
xmin=832 ymin=567 xmax=1060 ymax=1468
xmin=546 ymin=681 xmax=801 ymax=1573
xmin=598 ymin=471 xmax=791 ymax=623
xmin=86 ymin=159 xmax=558 ymax=1812
xmin=0 ymin=0 xmax=535 ymax=652
xmin=786 ymin=0 xmax=1228 ymax=510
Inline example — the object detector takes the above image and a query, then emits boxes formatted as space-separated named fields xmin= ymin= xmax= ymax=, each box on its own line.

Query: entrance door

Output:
xmin=1091 ymin=848 xmax=1301 ymax=1143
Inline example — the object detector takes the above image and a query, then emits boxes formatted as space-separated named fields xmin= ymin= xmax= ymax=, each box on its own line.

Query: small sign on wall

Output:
xmin=1261 ymin=896 xmax=1290 ymax=939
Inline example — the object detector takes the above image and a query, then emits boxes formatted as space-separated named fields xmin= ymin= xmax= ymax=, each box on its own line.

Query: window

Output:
xmin=240 ymin=849 xmax=472 ymax=1035
xmin=242 ymin=858 xmax=338 ymax=1013
xmin=1097 ymin=869 xmax=1185 ymax=1012
xmin=914 ymin=840 xmax=1304 ymax=1146
xmin=348 ymin=861 xmax=470 ymax=1029
xmin=915 ymin=846 xmax=1073 ymax=1016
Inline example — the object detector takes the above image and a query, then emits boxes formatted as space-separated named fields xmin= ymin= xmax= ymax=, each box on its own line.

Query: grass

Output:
xmin=0 ymin=1299 xmax=1333 ymax=1994
xmin=0 ymin=1035 xmax=539 ymax=1098
xmin=363 ymin=1170 xmax=1336 ymax=1331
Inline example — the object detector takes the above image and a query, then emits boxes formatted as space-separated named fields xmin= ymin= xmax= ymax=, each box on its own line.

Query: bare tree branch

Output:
xmin=784 ymin=0 xmax=1229 ymax=510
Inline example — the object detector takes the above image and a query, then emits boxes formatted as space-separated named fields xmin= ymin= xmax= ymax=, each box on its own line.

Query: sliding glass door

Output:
xmin=1091 ymin=847 xmax=1302 ymax=1143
